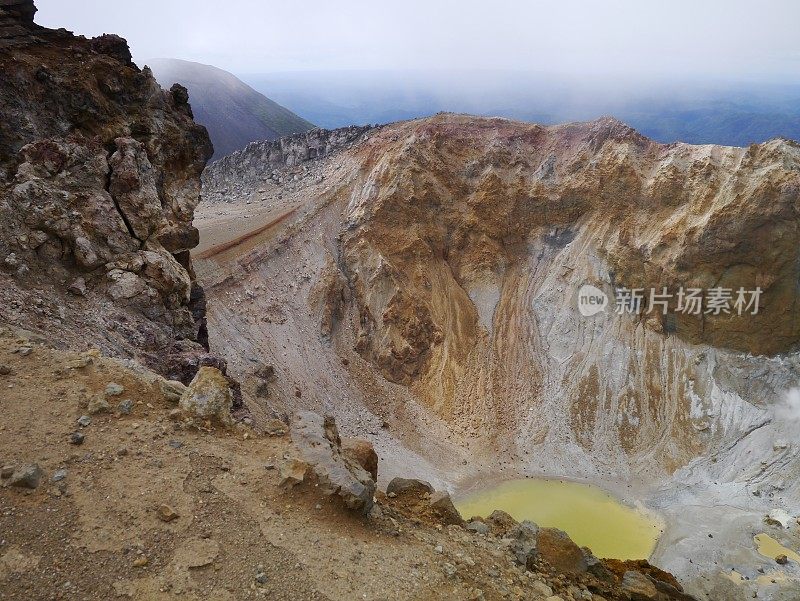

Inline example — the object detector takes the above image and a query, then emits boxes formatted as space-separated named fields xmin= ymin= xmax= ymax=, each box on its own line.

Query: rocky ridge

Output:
xmin=0 ymin=0 xmax=221 ymax=382
xmin=202 ymin=124 xmax=375 ymax=198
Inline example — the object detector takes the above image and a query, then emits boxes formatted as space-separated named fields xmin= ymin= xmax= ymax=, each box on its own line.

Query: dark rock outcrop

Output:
xmin=0 ymin=0 xmax=217 ymax=381
xmin=0 ymin=0 xmax=39 ymax=48
xmin=202 ymin=125 xmax=374 ymax=196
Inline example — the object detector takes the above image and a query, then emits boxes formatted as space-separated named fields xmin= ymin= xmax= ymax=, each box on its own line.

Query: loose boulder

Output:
xmin=504 ymin=521 xmax=540 ymax=569
xmin=621 ymin=570 xmax=659 ymax=601
xmin=537 ymin=527 xmax=588 ymax=575
xmin=386 ymin=477 xmax=433 ymax=498
xmin=428 ymin=490 xmax=464 ymax=526
xmin=283 ymin=411 xmax=375 ymax=513
xmin=486 ymin=509 xmax=519 ymax=536
xmin=179 ymin=366 xmax=232 ymax=425
xmin=8 ymin=463 xmax=42 ymax=489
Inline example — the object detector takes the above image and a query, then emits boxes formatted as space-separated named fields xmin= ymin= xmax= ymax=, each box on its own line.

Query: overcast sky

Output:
xmin=34 ymin=1 xmax=800 ymax=81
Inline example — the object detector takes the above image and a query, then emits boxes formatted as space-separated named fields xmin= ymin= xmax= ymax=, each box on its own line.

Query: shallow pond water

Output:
xmin=455 ymin=478 xmax=662 ymax=560
xmin=754 ymin=533 xmax=800 ymax=564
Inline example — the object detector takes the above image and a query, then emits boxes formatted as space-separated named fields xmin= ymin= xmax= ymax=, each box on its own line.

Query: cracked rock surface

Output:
xmin=0 ymin=0 xmax=214 ymax=380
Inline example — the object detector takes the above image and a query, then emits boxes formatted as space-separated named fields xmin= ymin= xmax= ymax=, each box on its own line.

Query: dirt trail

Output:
xmin=195 ymin=206 xmax=298 ymax=261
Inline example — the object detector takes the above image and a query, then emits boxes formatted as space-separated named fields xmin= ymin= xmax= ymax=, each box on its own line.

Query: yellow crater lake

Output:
xmin=455 ymin=478 xmax=662 ymax=560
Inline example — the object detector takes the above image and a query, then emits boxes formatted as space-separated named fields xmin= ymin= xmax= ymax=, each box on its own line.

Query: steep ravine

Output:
xmin=197 ymin=114 xmax=800 ymax=600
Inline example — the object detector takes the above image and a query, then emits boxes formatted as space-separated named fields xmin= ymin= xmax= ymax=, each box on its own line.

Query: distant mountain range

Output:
xmin=149 ymin=58 xmax=315 ymax=160
xmin=241 ymin=70 xmax=800 ymax=147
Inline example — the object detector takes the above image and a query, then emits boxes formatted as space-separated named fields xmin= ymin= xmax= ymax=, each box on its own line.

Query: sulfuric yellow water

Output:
xmin=455 ymin=478 xmax=662 ymax=560
xmin=754 ymin=533 xmax=800 ymax=564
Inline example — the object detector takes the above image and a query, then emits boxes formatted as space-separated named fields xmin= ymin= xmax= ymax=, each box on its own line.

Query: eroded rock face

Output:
xmin=341 ymin=437 xmax=378 ymax=481
xmin=283 ymin=411 xmax=376 ymax=513
xmin=0 ymin=1 xmax=214 ymax=378
xmin=339 ymin=116 xmax=800 ymax=386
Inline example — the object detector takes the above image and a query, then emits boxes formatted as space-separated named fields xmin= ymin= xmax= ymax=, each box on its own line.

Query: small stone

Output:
xmin=255 ymin=571 xmax=268 ymax=584
xmin=70 ymin=432 xmax=85 ymax=445
xmin=621 ymin=571 xmax=658 ymax=600
xmin=531 ymin=581 xmax=553 ymax=597
xmin=776 ymin=554 xmax=789 ymax=565
xmin=67 ymin=277 xmax=87 ymax=296
xmin=1 ymin=465 xmax=15 ymax=478
xmin=9 ymin=464 xmax=43 ymax=489
xmin=87 ymin=397 xmax=110 ymax=414
xmin=434 ymin=545 xmax=444 ymax=554
xmin=77 ymin=415 xmax=91 ymax=427
xmin=159 ymin=379 xmax=186 ymax=403
xmin=52 ymin=469 xmax=68 ymax=482
xmin=466 ymin=520 xmax=490 ymax=535
xmin=66 ymin=356 xmax=92 ymax=369
xmin=263 ymin=418 xmax=288 ymax=437
xmin=168 ymin=440 xmax=183 ymax=449
xmin=132 ymin=556 xmax=148 ymax=568
xmin=0 ymin=364 xmax=12 ymax=376
xmin=157 ymin=504 xmax=179 ymax=522
xmin=118 ymin=399 xmax=133 ymax=415
xmin=105 ymin=383 xmax=125 ymax=396
xmin=16 ymin=347 xmax=33 ymax=357
xmin=254 ymin=363 xmax=274 ymax=380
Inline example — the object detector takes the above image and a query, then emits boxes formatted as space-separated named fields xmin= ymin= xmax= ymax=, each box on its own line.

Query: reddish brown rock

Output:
xmin=342 ymin=437 xmax=378 ymax=481
xmin=537 ymin=527 xmax=588 ymax=575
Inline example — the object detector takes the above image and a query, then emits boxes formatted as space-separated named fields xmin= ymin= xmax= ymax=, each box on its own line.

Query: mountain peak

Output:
xmin=149 ymin=57 xmax=315 ymax=160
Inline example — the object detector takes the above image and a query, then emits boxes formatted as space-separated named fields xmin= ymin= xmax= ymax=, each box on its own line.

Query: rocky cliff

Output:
xmin=0 ymin=0 xmax=217 ymax=380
